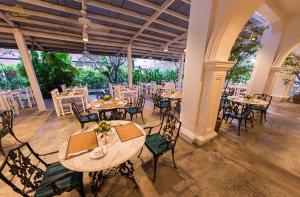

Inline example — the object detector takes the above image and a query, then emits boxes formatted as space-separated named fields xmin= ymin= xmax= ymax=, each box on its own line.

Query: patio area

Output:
xmin=0 ymin=97 xmax=299 ymax=196
xmin=1 ymin=0 xmax=300 ymax=196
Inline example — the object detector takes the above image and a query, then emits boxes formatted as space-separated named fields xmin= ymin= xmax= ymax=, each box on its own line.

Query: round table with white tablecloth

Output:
xmin=58 ymin=120 xmax=146 ymax=194
xmin=227 ymin=96 xmax=269 ymax=107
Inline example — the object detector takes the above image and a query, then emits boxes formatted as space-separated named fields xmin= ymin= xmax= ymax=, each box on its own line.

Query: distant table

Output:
xmin=56 ymin=93 xmax=86 ymax=117
xmin=90 ymin=98 xmax=127 ymax=110
xmin=227 ymin=96 xmax=269 ymax=107
xmin=161 ymin=92 xmax=182 ymax=100
xmin=58 ymin=120 xmax=146 ymax=195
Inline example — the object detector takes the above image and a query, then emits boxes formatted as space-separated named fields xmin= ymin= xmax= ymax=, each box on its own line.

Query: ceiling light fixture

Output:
xmin=163 ymin=45 xmax=168 ymax=52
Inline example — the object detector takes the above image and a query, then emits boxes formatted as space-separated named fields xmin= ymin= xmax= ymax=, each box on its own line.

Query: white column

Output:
xmin=13 ymin=28 xmax=46 ymax=111
xmin=127 ymin=44 xmax=133 ymax=87
xmin=180 ymin=0 xmax=213 ymax=142
xmin=195 ymin=61 xmax=234 ymax=144
xmin=247 ymin=22 xmax=282 ymax=94
xmin=178 ymin=53 xmax=185 ymax=83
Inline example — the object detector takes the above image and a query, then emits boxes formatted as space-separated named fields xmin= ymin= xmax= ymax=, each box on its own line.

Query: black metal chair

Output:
xmin=252 ymin=94 xmax=272 ymax=123
xmin=0 ymin=110 xmax=22 ymax=156
xmin=139 ymin=113 xmax=181 ymax=181
xmin=126 ymin=95 xmax=145 ymax=123
xmin=152 ymin=94 xmax=171 ymax=117
xmin=174 ymin=100 xmax=181 ymax=114
xmin=99 ymin=108 xmax=126 ymax=121
xmin=71 ymin=103 xmax=99 ymax=129
xmin=0 ymin=142 xmax=85 ymax=197
xmin=223 ymin=101 xmax=254 ymax=136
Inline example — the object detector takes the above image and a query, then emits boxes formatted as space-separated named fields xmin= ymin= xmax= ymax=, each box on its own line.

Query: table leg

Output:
xmin=90 ymin=160 xmax=137 ymax=196
xmin=58 ymin=99 xmax=65 ymax=117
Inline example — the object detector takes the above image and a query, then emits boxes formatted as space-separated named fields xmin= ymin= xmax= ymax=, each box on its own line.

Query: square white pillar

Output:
xmin=194 ymin=61 xmax=234 ymax=145
xmin=13 ymin=28 xmax=46 ymax=112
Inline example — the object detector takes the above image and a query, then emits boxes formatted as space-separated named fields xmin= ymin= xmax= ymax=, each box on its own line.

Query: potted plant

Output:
xmin=93 ymin=121 xmax=112 ymax=144
xmin=243 ymin=93 xmax=252 ymax=101
xmin=102 ymin=95 xmax=112 ymax=101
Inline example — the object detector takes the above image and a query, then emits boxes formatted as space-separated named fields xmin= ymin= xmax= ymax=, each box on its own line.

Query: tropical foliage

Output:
xmin=227 ymin=23 xmax=267 ymax=85
xmin=0 ymin=64 xmax=28 ymax=89
xmin=281 ymin=53 xmax=300 ymax=85
xmin=18 ymin=51 xmax=77 ymax=97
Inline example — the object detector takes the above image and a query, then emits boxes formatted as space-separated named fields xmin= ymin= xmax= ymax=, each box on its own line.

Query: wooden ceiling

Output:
xmin=0 ymin=0 xmax=190 ymax=60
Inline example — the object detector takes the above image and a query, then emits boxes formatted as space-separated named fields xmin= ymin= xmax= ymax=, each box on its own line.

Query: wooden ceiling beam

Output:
xmin=128 ymin=0 xmax=189 ymax=21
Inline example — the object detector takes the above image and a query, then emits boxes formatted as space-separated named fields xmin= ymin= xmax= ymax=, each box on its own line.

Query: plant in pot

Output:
xmin=93 ymin=121 xmax=112 ymax=144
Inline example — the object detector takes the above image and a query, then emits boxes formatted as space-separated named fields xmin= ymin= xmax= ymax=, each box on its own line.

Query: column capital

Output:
xmin=204 ymin=60 xmax=235 ymax=71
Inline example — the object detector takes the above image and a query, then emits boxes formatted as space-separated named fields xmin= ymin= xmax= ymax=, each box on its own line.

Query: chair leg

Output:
xmin=244 ymin=119 xmax=248 ymax=132
xmin=264 ymin=112 xmax=267 ymax=121
xmin=171 ymin=148 xmax=177 ymax=169
xmin=75 ymin=183 xmax=85 ymax=197
xmin=81 ymin=123 xmax=84 ymax=129
xmin=140 ymin=112 xmax=145 ymax=124
xmin=153 ymin=155 xmax=160 ymax=181
xmin=238 ymin=120 xmax=241 ymax=136
xmin=260 ymin=111 xmax=263 ymax=123
xmin=137 ymin=146 xmax=143 ymax=157
xmin=10 ymin=131 xmax=22 ymax=143
xmin=130 ymin=114 xmax=133 ymax=121
xmin=0 ymin=139 xmax=5 ymax=157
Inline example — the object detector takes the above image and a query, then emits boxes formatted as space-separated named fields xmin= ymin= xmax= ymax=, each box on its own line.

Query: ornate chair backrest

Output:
xmin=261 ymin=94 xmax=272 ymax=103
xmin=152 ymin=94 xmax=161 ymax=106
xmin=224 ymin=101 xmax=243 ymax=116
xmin=159 ymin=113 xmax=181 ymax=146
xmin=71 ymin=103 xmax=82 ymax=120
xmin=137 ymin=95 xmax=145 ymax=110
xmin=99 ymin=108 xmax=126 ymax=121
xmin=1 ymin=110 xmax=13 ymax=131
xmin=0 ymin=143 xmax=47 ymax=196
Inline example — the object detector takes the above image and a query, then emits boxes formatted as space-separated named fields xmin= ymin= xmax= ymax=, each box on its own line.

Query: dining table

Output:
xmin=58 ymin=120 xmax=146 ymax=195
xmin=227 ymin=96 xmax=269 ymax=107
xmin=161 ymin=92 xmax=182 ymax=100
xmin=90 ymin=97 xmax=127 ymax=111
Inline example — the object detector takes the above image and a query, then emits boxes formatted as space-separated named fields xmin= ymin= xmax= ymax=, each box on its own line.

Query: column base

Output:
xmin=195 ymin=131 xmax=218 ymax=146
xmin=180 ymin=127 xmax=218 ymax=145
xmin=179 ymin=127 xmax=196 ymax=143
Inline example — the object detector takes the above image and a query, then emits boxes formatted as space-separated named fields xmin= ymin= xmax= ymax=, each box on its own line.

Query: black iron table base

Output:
xmin=91 ymin=160 xmax=137 ymax=196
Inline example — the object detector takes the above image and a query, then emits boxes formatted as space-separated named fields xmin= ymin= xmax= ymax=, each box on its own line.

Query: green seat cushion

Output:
xmin=251 ymin=105 xmax=267 ymax=111
xmin=126 ymin=108 xmax=140 ymax=114
xmin=80 ymin=113 xmax=98 ymax=123
xmin=35 ymin=162 xmax=82 ymax=197
xmin=145 ymin=134 xmax=174 ymax=155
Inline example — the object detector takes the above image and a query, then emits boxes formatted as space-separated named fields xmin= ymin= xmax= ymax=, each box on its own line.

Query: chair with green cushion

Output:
xmin=252 ymin=94 xmax=272 ymax=123
xmin=71 ymin=103 xmax=99 ymax=129
xmin=152 ymin=94 xmax=171 ymax=118
xmin=126 ymin=95 xmax=145 ymax=123
xmin=0 ymin=110 xmax=22 ymax=156
xmin=139 ymin=113 xmax=181 ymax=181
xmin=0 ymin=142 xmax=85 ymax=197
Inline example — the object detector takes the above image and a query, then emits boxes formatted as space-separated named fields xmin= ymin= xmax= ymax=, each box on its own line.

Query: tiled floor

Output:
xmin=0 ymin=98 xmax=299 ymax=196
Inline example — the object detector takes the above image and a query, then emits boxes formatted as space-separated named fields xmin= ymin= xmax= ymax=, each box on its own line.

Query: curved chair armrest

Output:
xmin=144 ymin=124 xmax=161 ymax=135
xmin=158 ymin=139 xmax=176 ymax=149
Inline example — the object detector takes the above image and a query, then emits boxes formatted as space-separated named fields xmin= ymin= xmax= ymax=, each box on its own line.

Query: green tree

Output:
xmin=281 ymin=53 xmax=300 ymax=85
xmin=18 ymin=51 xmax=77 ymax=97
xmin=74 ymin=67 xmax=107 ymax=88
xmin=226 ymin=23 xmax=267 ymax=86
xmin=0 ymin=64 xmax=28 ymax=89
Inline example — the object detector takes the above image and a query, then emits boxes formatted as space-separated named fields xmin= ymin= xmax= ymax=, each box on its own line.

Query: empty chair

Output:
xmin=0 ymin=142 xmax=85 ymax=197
xmin=0 ymin=110 xmax=22 ymax=156
xmin=99 ymin=108 xmax=126 ymax=121
xmin=252 ymin=94 xmax=272 ymax=123
xmin=126 ymin=95 xmax=145 ymax=123
xmin=223 ymin=101 xmax=254 ymax=136
xmin=71 ymin=103 xmax=99 ymax=129
xmin=139 ymin=113 xmax=181 ymax=181
xmin=152 ymin=94 xmax=171 ymax=117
